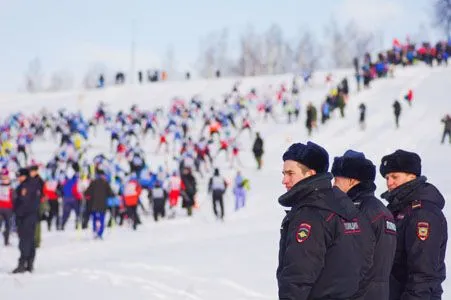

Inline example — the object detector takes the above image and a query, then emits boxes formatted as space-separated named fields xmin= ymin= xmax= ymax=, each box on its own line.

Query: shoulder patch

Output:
xmin=417 ymin=221 xmax=430 ymax=241
xmin=412 ymin=200 xmax=422 ymax=210
xmin=385 ymin=219 xmax=397 ymax=235
xmin=296 ymin=223 xmax=311 ymax=243
xmin=343 ymin=219 xmax=361 ymax=235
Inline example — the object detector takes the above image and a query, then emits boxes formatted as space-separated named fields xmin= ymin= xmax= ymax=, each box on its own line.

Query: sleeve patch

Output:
xmin=417 ymin=221 xmax=430 ymax=241
xmin=385 ymin=219 xmax=397 ymax=235
xmin=343 ymin=219 xmax=361 ymax=235
xmin=296 ymin=223 xmax=311 ymax=243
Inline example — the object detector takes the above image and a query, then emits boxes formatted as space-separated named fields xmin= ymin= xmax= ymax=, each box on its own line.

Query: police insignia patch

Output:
xmin=417 ymin=222 xmax=429 ymax=241
xmin=21 ymin=188 xmax=27 ymax=196
xmin=296 ymin=223 xmax=311 ymax=243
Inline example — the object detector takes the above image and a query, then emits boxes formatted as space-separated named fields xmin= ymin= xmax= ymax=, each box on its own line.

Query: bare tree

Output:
xmin=197 ymin=28 xmax=230 ymax=78
xmin=48 ymin=69 xmax=74 ymax=91
xmin=324 ymin=19 xmax=353 ymax=68
xmin=263 ymin=24 xmax=286 ymax=74
xmin=435 ymin=0 xmax=451 ymax=40
xmin=235 ymin=26 xmax=264 ymax=76
xmin=24 ymin=57 xmax=44 ymax=93
xmin=82 ymin=62 xmax=109 ymax=89
xmin=346 ymin=21 xmax=375 ymax=59
xmin=412 ymin=23 xmax=431 ymax=45
xmin=198 ymin=34 xmax=216 ymax=78
xmin=294 ymin=29 xmax=322 ymax=72
xmin=216 ymin=28 xmax=230 ymax=75
xmin=282 ymin=43 xmax=295 ymax=74
xmin=163 ymin=45 xmax=175 ymax=79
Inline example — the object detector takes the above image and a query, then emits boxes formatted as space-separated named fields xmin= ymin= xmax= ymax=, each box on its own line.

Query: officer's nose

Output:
xmin=387 ymin=177 xmax=395 ymax=191
xmin=282 ymin=175 xmax=288 ymax=185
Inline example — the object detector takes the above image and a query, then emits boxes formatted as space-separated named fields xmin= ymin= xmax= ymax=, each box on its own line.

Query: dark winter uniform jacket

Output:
xmin=348 ymin=182 xmax=397 ymax=300
xmin=14 ymin=179 xmax=40 ymax=218
xmin=85 ymin=176 xmax=114 ymax=213
xmin=29 ymin=175 xmax=44 ymax=197
xmin=382 ymin=176 xmax=447 ymax=300
xmin=277 ymin=173 xmax=375 ymax=300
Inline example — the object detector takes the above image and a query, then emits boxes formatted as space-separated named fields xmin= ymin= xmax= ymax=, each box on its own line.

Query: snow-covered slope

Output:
xmin=1 ymin=65 xmax=450 ymax=300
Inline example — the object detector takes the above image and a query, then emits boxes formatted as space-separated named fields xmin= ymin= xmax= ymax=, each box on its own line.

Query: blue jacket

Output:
xmin=62 ymin=176 xmax=77 ymax=200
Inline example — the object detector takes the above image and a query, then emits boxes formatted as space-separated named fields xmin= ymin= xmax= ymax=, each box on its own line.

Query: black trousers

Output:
xmin=0 ymin=208 xmax=12 ymax=244
xmin=153 ymin=198 xmax=166 ymax=221
xmin=16 ymin=215 xmax=37 ymax=265
xmin=212 ymin=191 xmax=224 ymax=219
xmin=442 ymin=129 xmax=451 ymax=143
xmin=126 ymin=206 xmax=138 ymax=230
xmin=47 ymin=200 xmax=60 ymax=230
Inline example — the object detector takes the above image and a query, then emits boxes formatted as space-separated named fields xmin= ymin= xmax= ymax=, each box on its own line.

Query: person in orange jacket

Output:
xmin=122 ymin=176 xmax=142 ymax=230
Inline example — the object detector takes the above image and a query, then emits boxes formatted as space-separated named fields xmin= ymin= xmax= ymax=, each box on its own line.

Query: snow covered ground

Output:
xmin=0 ymin=64 xmax=450 ymax=299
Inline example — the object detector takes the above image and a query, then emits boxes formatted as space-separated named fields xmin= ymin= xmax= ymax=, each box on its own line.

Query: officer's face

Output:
xmin=282 ymin=160 xmax=314 ymax=190
xmin=385 ymin=172 xmax=417 ymax=191
xmin=18 ymin=175 xmax=26 ymax=183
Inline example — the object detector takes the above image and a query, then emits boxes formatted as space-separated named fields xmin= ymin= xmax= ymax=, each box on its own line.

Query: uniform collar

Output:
xmin=278 ymin=173 xmax=332 ymax=208
xmin=347 ymin=181 xmax=376 ymax=203
xmin=382 ymin=176 xmax=427 ymax=212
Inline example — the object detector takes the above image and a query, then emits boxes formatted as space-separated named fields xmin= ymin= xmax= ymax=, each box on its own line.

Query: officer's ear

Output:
xmin=349 ymin=178 xmax=360 ymax=189
xmin=304 ymin=168 xmax=316 ymax=178
xmin=406 ymin=173 xmax=417 ymax=181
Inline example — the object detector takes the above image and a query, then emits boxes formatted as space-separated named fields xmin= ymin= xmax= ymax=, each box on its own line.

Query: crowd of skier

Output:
xmin=0 ymin=38 xmax=450 ymax=277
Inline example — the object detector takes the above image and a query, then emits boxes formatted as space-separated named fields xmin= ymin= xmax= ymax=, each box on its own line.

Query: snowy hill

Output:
xmin=1 ymin=65 xmax=450 ymax=300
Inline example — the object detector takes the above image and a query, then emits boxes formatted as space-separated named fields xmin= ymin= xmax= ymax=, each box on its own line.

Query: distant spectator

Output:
xmin=97 ymin=74 xmax=105 ymax=88
xmin=115 ymin=72 xmax=125 ymax=85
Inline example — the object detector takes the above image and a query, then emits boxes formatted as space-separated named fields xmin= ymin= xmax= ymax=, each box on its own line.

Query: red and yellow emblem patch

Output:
xmin=296 ymin=223 xmax=311 ymax=243
xmin=417 ymin=222 xmax=430 ymax=241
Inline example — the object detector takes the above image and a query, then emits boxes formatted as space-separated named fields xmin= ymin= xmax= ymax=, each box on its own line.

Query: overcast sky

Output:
xmin=0 ymin=0 xmax=441 ymax=92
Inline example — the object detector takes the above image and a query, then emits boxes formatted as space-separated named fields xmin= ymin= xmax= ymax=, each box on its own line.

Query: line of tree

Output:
xmin=435 ymin=0 xmax=451 ymax=40
xmin=22 ymin=4 xmax=451 ymax=93
xmin=197 ymin=20 xmax=379 ymax=78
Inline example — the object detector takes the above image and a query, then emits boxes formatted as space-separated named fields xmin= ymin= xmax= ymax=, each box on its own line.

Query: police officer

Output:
xmin=12 ymin=168 xmax=40 ymax=273
xmin=380 ymin=150 xmax=447 ymax=299
xmin=332 ymin=150 xmax=397 ymax=299
xmin=277 ymin=142 xmax=375 ymax=300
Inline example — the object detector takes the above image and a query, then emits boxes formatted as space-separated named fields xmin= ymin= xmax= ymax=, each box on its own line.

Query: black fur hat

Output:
xmin=16 ymin=168 xmax=29 ymax=177
xmin=380 ymin=149 xmax=421 ymax=177
xmin=282 ymin=141 xmax=329 ymax=173
xmin=331 ymin=150 xmax=375 ymax=182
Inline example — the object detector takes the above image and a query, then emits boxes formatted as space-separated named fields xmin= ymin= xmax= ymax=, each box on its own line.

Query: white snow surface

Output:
xmin=0 ymin=65 xmax=450 ymax=299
